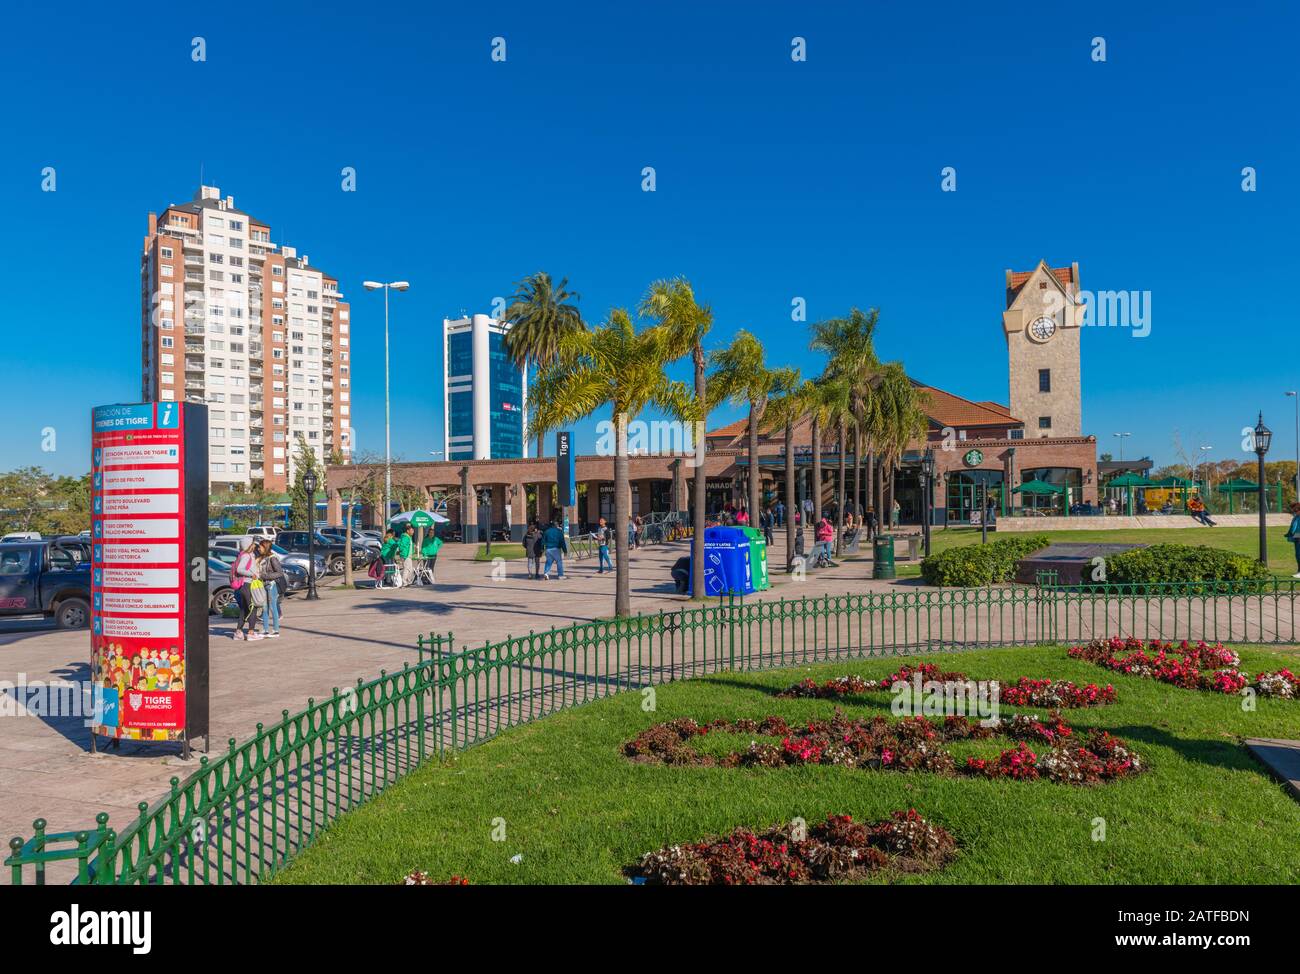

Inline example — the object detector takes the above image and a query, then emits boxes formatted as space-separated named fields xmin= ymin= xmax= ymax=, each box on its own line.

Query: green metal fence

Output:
xmin=7 ymin=580 xmax=1298 ymax=886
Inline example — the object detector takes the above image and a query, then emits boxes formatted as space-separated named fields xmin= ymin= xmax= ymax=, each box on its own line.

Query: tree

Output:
xmin=763 ymin=369 xmax=804 ymax=569
xmin=708 ymin=329 xmax=777 ymax=523
xmin=640 ymin=278 xmax=713 ymax=600
xmin=288 ymin=435 xmax=324 ymax=530
xmin=811 ymin=308 xmax=881 ymax=520
xmin=503 ymin=272 xmax=585 ymax=458
xmin=531 ymin=309 xmax=693 ymax=617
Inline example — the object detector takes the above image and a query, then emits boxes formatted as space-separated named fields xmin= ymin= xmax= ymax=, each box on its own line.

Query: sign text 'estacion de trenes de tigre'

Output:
xmin=90 ymin=402 xmax=207 ymax=744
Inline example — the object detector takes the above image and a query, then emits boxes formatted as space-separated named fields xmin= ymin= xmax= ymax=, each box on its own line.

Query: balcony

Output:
xmin=184 ymin=380 xmax=204 ymax=391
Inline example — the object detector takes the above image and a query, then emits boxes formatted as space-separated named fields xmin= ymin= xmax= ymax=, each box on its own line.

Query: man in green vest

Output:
xmin=397 ymin=523 xmax=415 ymax=585
xmin=420 ymin=531 xmax=443 ymax=584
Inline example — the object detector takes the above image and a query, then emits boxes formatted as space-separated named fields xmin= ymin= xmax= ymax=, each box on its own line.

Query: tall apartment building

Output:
xmin=141 ymin=186 xmax=352 ymax=492
xmin=442 ymin=314 xmax=527 ymax=461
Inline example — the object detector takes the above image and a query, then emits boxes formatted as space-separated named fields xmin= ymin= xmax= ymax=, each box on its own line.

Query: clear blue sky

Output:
xmin=2 ymin=1 xmax=1297 ymax=477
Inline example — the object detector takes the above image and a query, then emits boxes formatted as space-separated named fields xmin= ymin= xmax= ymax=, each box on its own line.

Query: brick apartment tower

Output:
xmin=141 ymin=186 xmax=352 ymax=492
xmin=1002 ymin=260 xmax=1083 ymax=438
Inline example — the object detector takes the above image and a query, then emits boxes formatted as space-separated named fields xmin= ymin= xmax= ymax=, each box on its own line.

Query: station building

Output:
xmin=326 ymin=261 xmax=1098 ymax=537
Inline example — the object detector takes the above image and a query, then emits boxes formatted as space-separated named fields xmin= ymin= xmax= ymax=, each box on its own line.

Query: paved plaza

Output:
xmin=3 ymin=532 xmax=1296 ymax=879
xmin=0 ymin=534 xmax=899 ymax=852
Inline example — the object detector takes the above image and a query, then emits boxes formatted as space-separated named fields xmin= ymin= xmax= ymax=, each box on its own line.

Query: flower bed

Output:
xmin=776 ymin=661 xmax=1117 ymax=709
xmin=622 ymin=710 xmax=1143 ymax=784
xmin=1068 ymin=638 xmax=1300 ymax=699
xmin=400 ymin=871 xmax=470 ymax=885
xmin=627 ymin=810 xmax=956 ymax=885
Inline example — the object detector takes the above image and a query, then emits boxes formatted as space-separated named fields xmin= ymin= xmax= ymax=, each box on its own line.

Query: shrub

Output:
xmin=1103 ymin=544 xmax=1270 ymax=590
xmin=920 ymin=534 xmax=1049 ymax=586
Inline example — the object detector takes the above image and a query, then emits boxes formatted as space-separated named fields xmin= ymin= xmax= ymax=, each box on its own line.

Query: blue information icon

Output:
xmin=94 ymin=568 xmax=103 ymax=585
xmin=93 ymin=447 xmax=102 ymax=467
xmin=156 ymin=403 xmax=179 ymax=428
xmin=94 ymin=496 xmax=102 ymax=513
xmin=94 ymin=546 xmax=103 ymax=563
xmin=93 ymin=592 xmax=102 ymax=610
xmin=93 ymin=471 xmax=102 ymax=488
xmin=93 ymin=521 xmax=103 ymax=537
xmin=92 ymin=617 xmax=102 ymax=635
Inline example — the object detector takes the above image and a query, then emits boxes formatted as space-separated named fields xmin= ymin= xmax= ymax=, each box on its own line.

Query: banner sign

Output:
xmin=556 ymin=431 xmax=576 ymax=508
xmin=90 ymin=402 xmax=209 ymax=752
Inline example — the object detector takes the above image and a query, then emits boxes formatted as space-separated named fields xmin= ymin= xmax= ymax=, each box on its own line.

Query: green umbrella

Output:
xmin=1012 ymin=479 xmax=1065 ymax=494
xmin=1102 ymin=472 xmax=1152 ymax=515
xmin=1216 ymin=477 xmax=1260 ymax=514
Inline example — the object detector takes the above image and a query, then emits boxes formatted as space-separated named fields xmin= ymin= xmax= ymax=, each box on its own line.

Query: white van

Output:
xmin=248 ymin=525 xmax=280 ymax=540
xmin=1 ymin=532 xmax=42 ymax=543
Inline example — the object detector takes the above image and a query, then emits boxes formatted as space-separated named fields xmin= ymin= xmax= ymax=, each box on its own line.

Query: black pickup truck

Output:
xmin=0 ymin=539 xmax=93 ymax=628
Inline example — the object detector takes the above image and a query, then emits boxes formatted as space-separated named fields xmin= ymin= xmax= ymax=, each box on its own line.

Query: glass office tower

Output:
xmin=442 ymin=314 xmax=526 ymax=460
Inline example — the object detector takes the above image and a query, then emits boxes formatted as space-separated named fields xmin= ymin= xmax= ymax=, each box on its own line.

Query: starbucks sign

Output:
xmin=962 ymin=449 xmax=984 ymax=468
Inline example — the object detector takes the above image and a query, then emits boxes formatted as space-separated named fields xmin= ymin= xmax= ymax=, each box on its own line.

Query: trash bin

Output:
xmin=690 ymin=526 xmax=754 ymax=596
xmin=873 ymin=534 xmax=896 ymax=580
xmin=740 ymin=526 xmax=770 ymax=591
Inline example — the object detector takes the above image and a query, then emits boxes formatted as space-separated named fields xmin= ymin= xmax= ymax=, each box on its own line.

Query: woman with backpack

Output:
xmin=231 ymin=540 xmax=263 ymax=640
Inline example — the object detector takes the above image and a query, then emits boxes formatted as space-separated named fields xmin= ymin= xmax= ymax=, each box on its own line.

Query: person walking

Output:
xmin=256 ymin=539 xmax=285 ymax=638
xmin=627 ymin=516 xmax=637 ymax=552
xmin=865 ymin=506 xmax=877 ymax=541
xmin=774 ymin=500 xmax=785 ymax=527
xmin=397 ymin=523 xmax=416 ymax=585
xmin=230 ymin=540 xmax=263 ymax=640
xmin=761 ymin=507 xmax=774 ymax=546
xmin=815 ymin=514 xmax=836 ymax=567
xmin=524 ymin=519 xmax=543 ymax=580
xmin=1188 ymin=495 xmax=1216 ymax=527
xmin=1285 ymin=502 xmax=1300 ymax=579
xmin=541 ymin=518 xmax=567 ymax=579
xmin=892 ymin=498 xmax=901 ymax=528
xmin=595 ymin=516 xmax=613 ymax=573
xmin=420 ymin=530 xmax=443 ymax=584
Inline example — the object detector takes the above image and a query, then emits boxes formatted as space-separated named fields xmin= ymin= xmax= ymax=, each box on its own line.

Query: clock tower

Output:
xmin=1003 ymin=260 xmax=1083 ymax=437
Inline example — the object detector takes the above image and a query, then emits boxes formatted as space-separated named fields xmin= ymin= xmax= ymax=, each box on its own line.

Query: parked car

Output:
xmin=320 ymin=527 xmax=380 ymax=552
xmin=248 ymin=525 xmax=280 ymax=540
xmin=0 ymin=539 xmax=91 ymax=628
xmin=210 ymin=535 xmax=325 ymax=578
xmin=209 ymin=544 xmax=320 ymax=585
xmin=275 ymin=531 xmax=368 ymax=575
xmin=208 ymin=555 xmax=308 ymax=613
xmin=1 ymin=532 xmax=43 ymax=543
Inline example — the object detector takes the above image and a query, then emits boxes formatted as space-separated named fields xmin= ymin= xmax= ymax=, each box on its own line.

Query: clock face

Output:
xmin=1029 ymin=316 xmax=1057 ymax=342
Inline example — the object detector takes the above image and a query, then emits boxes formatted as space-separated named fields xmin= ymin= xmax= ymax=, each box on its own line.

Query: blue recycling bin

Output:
xmin=690 ymin=526 xmax=754 ymax=597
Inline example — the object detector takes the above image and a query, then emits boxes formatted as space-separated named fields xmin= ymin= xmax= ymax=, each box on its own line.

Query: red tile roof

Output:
xmin=915 ymin=385 xmax=1023 ymax=428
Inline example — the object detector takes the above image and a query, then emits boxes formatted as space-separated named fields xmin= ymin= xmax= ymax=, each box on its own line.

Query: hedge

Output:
xmin=1103 ymin=544 xmax=1271 ymax=589
xmin=920 ymin=534 xmax=1049 ymax=587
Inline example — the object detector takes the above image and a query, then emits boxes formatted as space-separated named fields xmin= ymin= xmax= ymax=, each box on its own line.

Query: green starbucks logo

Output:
xmin=963 ymin=449 xmax=984 ymax=467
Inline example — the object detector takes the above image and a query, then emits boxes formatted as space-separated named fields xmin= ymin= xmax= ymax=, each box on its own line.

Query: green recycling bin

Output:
xmin=741 ymin=526 xmax=771 ymax=590
xmin=873 ymin=534 xmax=896 ymax=580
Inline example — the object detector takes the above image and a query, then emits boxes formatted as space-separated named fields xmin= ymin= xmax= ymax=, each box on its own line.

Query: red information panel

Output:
xmin=90 ymin=403 xmax=189 ymax=742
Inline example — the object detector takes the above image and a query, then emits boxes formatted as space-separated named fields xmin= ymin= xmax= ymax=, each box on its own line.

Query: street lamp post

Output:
xmin=921 ymin=448 xmax=935 ymax=558
xmin=303 ymin=470 xmax=320 ymax=600
xmin=362 ymin=280 xmax=410 ymax=531
xmin=1112 ymin=431 xmax=1131 ymax=461
xmin=1253 ymin=413 xmax=1272 ymax=566
xmin=1286 ymin=391 xmax=1299 ymax=504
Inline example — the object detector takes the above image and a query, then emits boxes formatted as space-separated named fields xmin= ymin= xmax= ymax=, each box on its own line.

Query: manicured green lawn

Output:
xmin=918 ymin=526 xmax=1300 ymax=578
xmin=277 ymin=644 xmax=1300 ymax=885
xmin=473 ymin=543 xmax=528 ymax=561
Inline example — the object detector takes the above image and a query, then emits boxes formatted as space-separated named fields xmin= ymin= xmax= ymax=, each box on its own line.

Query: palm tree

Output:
xmin=763 ymin=369 xmax=803 ymax=569
xmin=530 ymin=309 xmax=693 ymax=617
xmin=810 ymin=308 xmax=881 ymax=522
xmin=503 ymin=272 xmax=585 ymax=458
xmin=639 ymin=278 xmax=712 ymax=599
xmin=708 ymin=330 xmax=779 ymax=522
xmin=871 ymin=363 xmax=930 ymax=523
